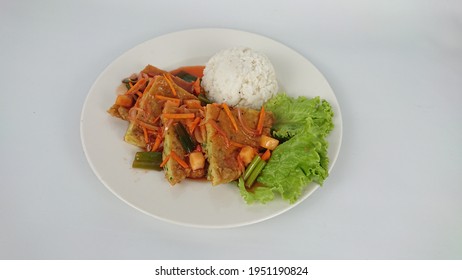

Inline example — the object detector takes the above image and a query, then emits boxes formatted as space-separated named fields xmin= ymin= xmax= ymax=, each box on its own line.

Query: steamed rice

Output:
xmin=201 ymin=47 xmax=278 ymax=109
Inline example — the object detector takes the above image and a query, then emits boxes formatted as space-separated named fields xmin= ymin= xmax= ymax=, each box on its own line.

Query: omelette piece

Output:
xmin=161 ymin=105 xmax=206 ymax=185
xmin=204 ymin=104 xmax=274 ymax=185
xmin=123 ymin=74 xmax=198 ymax=148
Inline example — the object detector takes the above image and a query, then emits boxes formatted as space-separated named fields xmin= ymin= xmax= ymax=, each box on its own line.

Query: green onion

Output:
xmin=175 ymin=71 xmax=197 ymax=83
xmin=132 ymin=152 xmax=163 ymax=170
xmin=245 ymin=159 xmax=266 ymax=188
xmin=174 ymin=122 xmax=195 ymax=153
xmin=198 ymin=93 xmax=212 ymax=105
xmin=243 ymin=155 xmax=261 ymax=181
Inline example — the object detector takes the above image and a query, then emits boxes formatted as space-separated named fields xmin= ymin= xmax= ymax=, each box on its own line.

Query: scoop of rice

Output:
xmin=201 ymin=47 xmax=278 ymax=109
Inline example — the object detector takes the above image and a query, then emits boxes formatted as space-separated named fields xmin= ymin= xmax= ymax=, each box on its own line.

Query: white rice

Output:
xmin=201 ymin=47 xmax=278 ymax=109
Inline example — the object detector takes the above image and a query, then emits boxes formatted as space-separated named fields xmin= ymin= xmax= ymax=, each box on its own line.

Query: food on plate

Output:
xmin=107 ymin=47 xmax=334 ymax=204
xmin=238 ymin=94 xmax=334 ymax=203
xmin=204 ymin=103 xmax=274 ymax=185
xmin=201 ymin=47 xmax=278 ymax=109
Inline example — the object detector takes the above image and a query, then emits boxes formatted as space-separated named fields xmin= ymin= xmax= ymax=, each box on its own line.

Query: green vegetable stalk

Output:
xmin=132 ymin=151 xmax=163 ymax=170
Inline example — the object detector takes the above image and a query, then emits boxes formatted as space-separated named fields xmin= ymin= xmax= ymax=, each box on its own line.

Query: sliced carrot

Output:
xmin=136 ymin=118 xmax=160 ymax=131
xmin=159 ymin=154 xmax=171 ymax=168
xmin=151 ymin=132 xmax=162 ymax=152
xmin=163 ymin=74 xmax=177 ymax=96
xmin=184 ymin=99 xmax=202 ymax=109
xmin=229 ymin=140 xmax=245 ymax=148
xmin=222 ymin=103 xmax=238 ymax=132
xmin=155 ymin=95 xmax=181 ymax=105
xmin=142 ymin=127 xmax=149 ymax=144
xmin=261 ymin=149 xmax=271 ymax=161
xmin=125 ymin=78 xmax=146 ymax=96
xmin=143 ymin=78 xmax=155 ymax=94
xmin=170 ymin=66 xmax=205 ymax=78
xmin=193 ymin=77 xmax=201 ymax=95
xmin=170 ymin=151 xmax=189 ymax=169
xmin=188 ymin=117 xmax=201 ymax=134
xmin=163 ymin=113 xmax=195 ymax=119
xmin=256 ymin=106 xmax=265 ymax=135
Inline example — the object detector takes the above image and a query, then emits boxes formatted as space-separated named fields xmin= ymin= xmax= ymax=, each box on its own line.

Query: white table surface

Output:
xmin=1 ymin=0 xmax=461 ymax=259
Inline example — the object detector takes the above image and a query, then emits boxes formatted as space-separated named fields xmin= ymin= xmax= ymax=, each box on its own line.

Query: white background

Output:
xmin=1 ymin=0 xmax=461 ymax=259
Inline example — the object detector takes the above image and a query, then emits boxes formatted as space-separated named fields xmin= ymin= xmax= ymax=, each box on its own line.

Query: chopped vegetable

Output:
xmin=193 ymin=77 xmax=201 ymax=95
xmin=188 ymin=117 xmax=201 ymax=134
xmin=239 ymin=146 xmax=257 ymax=166
xmin=175 ymin=71 xmax=197 ymax=82
xmin=198 ymin=93 xmax=212 ymax=105
xmin=162 ymin=113 xmax=195 ymax=119
xmin=115 ymin=95 xmax=133 ymax=108
xmin=184 ymin=99 xmax=202 ymax=109
xmin=125 ymin=78 xmax=146 ymax=96
xmin=256 ymin=105 xmax=265 ymax=135
xmin=174 ymin=122 xmax=195 ymax=153
xmin=222 ymin=103 xmax=238 ymax=132
xmin=244 ymin=156 xmax=266 ymax=188
xmin=242 ymin=155 xmax=261 ymax=181
xmin=259 ymin=135 xmax=279 ymax=150
xmin=155 ymin=95 xmax=181 ymax=105
xmin=170 ymin=151 xmax=189 ymax=169
xmin=159 ymin=154 xmax=171 ymax=168
xmin=189 ymin=151 xmax=205 ymax=170
xmin=163 ymin=74 xmax=177 ymax=96
xmin=150 ymin=132 xmax=162 ymax=152
xmin=261 ymin=149 xmax=271 ymax=161
xmin=142 ymin=127 xmax=149 ymax=144
xmin=143 ymin=78 xmax=155 ymax=94
xmin=132 ymin=152 xmax=163 ymax=170
xmin=170 ymin=66 xmax=205 ymax=78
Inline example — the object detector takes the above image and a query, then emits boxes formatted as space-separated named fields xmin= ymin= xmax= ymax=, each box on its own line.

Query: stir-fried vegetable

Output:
xmin=174 ymin=122 xmax=196 ymax=153
xmin=132 ymin=152 xmax=163 ymax=170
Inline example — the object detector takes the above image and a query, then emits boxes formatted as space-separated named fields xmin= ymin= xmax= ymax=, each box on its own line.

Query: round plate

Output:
xmin=80 ymin=28 xmax=342 ymax=228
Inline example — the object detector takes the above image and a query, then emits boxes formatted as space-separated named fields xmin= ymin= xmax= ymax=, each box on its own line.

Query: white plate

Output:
xmin=80 ymin=28 xmax=342 ymax=228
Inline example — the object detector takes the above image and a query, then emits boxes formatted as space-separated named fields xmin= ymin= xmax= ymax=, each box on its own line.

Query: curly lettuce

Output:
xmin=239 ymin=93 xmax=334 ymax=204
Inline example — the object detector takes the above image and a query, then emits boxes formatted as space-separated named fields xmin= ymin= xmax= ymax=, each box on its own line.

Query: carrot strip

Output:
xmin=159 ymin=154 xmax=171 ymax=168
xmin=193 ymin=77 xmax=201 ymax=95
xmin=170 ymin=66 xmax=205 ymax=78
xmin=163 ymin=113 xmax=195 ymax=119
xmin=184 ymin=99 xmax=202 ymax=109
xmin=261 ymin=149 xmax=271 ymax=161
xmin=136 ymin=119 xmax=160 ymax=131
xmin=155 ymin=95 xmax=181 ymax=104
xmin=189 ymin=117 xmax=201 ymax=134
xmin=125 ymin=78 xmax=146 ymax=96
xmin=151 ymin=132 xmax=162 ymax=152
xmin=222 ymin=103 xmax=238 ymax=132
xmin=256 ymin=106 xmax=265 ymax=135
xmin=143 ymin=78 xmax=155 ymax=94
xmin=229 ymin=140 xmax=245 ymax=148
xmin=163 ymin=74 xmax=177 ymax=96
xmin=170 ymin=151 xmax=189 ymax=169
xmin=142 ymin=127 xmax=149 ymax=144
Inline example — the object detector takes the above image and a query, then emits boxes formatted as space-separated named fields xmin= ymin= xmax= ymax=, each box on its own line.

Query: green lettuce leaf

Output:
xmin=239 ymin=93 xmax=334 ymax=204
xmin=264 ymin=93 xmax=334 ymax=140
